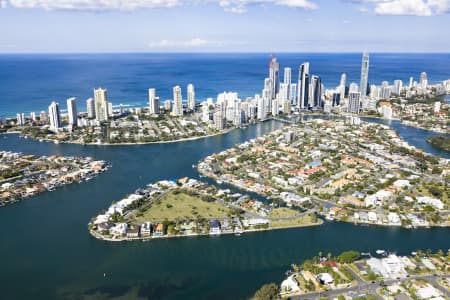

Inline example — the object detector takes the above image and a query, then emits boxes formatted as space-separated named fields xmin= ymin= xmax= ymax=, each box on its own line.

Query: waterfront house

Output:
xmin=209 ymin=220 xmax=221 ymax=235
xmin=153 ymin=223 xmax=164 ymax=237
xmin=280 ymin=275 xmax=300 ymax=294
xmin=140 ymin=222 xmax=152 ymax=236
xmin=126 ymin=226 xmax=140 ymax=238
xmin=317 ymin=273 xmax=334 ymax=285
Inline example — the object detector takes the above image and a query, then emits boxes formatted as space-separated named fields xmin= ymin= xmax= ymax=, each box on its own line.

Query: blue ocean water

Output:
xmin=0 ymin=53 xmax=449 ymax=117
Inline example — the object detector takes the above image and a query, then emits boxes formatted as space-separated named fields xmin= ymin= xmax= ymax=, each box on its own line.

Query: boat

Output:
xmin=216 ymin=180 xmax=223 ymax=184
xmin=192 ymin=164 xmax=196 ymax=168
xmin=325 ymin=216 xmax=334 ymax=221
xmin=376 ymin=249 xmax=386 ymax=255
xmin=54 ymin=140 xmax=59 ymax=144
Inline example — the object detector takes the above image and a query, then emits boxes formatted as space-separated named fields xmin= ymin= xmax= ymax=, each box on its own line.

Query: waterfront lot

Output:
xmin=134 ymin=190 xmax=230 ymax=222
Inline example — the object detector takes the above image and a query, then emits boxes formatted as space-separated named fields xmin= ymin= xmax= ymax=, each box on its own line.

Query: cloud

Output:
xmin=219 ymin=0 xmax=317 ymax=13
xmin=3 ymin=0 xmax=184 ymax=11
xmin=148 ymin=38 xmax=226 ymax=48
xmin=1 ymin=0 xmax=318 ymax=12
xmin=351 ymin=0 xmax=450 ymax=16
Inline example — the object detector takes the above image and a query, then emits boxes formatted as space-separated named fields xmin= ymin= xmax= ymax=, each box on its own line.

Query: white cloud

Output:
xmin=219 ymin=0 xmax=317 ymax=13
xmin=1 ymin=0 xmax=318 ymax=12
xmin=351 ymin=0 xmax=450 ymax=16
xmin=3 ymin=0 xmax=184 ymax=11
xmin=148 ymin=38 xmax=225 ymax=48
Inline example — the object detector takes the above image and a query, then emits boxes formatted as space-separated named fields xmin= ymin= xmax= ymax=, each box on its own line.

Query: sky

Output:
xmin=0 ymin=0 xmax=449 ymax=53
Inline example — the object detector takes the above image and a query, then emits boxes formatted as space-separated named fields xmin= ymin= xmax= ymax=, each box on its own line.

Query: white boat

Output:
xmin=216 ymin=180 xmax=223 ymax=184
xmin=54 ymin=140 xmax=59 ymax=144
xmin=376 ymin=249 xmax=386 ymax=255
xmin=325 ymin=216 xmax=334 ymax=221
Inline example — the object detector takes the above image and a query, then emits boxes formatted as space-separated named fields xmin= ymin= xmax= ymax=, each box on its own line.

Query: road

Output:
xmin=290 ymin=271 xmax=449 ymax=300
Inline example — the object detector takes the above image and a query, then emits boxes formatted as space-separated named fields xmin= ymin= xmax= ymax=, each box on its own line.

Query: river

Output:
xmin=0 ymin=119 xmax=448 ymax=300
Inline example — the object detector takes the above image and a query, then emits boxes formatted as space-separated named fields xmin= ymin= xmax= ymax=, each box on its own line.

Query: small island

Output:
xmin=252 ymin=249 xmax=450 ymax=300
xmin=89 ymin=177 xmax=322 ymax=241
xmin=198 ymin=118 xmax=450 ymax=228
xmin=0 ymin=151 xmax=109 ymax=206
xmin=427 ymin=136 xmax=450 ymax=152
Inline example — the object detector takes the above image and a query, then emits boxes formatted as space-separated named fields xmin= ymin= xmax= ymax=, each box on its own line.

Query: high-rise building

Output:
xmin=409 ymin=77 xmax=414 ymax=89
xmin=16 ymin=113 xmax=25 ymax=126
xmin=66 ymin=97 xmax=78 ymax=126
xmin=187 ymin=84 xmax=195 ymax=111
xmin=48 ymin=101 xmax=61 ymax=132
xmin=164 ymin=100 xmax=172 ymax=111
xmin=420 ymin=72 xmax=428 ymax=90
xmin=171 ymin=85 xmax=183 ymax=117
xmin=213 ymin=110 xmax=225 ymax=130
xmin=256 ymin=94 xmax=265 ymax=120
xmin=148 ymin=88 xmax=160 ymax=115
xmin=297 ymin=62 xmax=310 ymax=110
xmin=393 ymin=80 xmax=403 ymax=95
xmin=284 ymin=67 xmax=291 ymax=85
xmin=269 ymin=57 xmax=280 ymax=100
xmin=309 ymin=75 xmax=322 ymax=108
xmin=30 ymin=112 xmax=36 ymax=121
xmin=360 ymin=52 xmax=370 ymax=98
xmin=339 ymin=73 xmax=347 ymax=99
xmin=347 ymin=92 xmax=361 ymax=114
xmin=94 ymin=88 xmax=109 ymax=121
xmin=86 ymin=98 xmax=95 ymax=119
xmin=332 ymin=89 xmax=341 ymax=107
xmin=289 ymin=83 xmax=297 ymax=105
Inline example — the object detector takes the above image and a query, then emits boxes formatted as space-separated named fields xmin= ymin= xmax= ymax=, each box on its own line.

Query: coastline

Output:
xmin=89 ymin=218 xmax=324 ymax=242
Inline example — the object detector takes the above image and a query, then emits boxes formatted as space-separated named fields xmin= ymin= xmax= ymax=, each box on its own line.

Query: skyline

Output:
xmin=1 ymin=0 xmax=450 ymax=53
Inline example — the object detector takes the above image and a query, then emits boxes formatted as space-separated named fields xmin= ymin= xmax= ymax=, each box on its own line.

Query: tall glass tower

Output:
xmin=360 ymin=52 xmax=369 ymax=98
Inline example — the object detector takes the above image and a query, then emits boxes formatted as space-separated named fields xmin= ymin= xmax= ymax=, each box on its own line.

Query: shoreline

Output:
xmin=89 ymin=219 xmax=324 ymax=242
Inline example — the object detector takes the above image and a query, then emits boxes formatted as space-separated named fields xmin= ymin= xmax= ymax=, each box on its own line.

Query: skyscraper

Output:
xmin=347 ymin=92 xmax=361 ymax=114
xmin=360 ymin=52 xmax=369 ymax=98
xmin=309 ymin=75 xmax=322 ymax=108
xmin=86 ymin=98 xmax=95 ymax=119
xmin=339 ymin=73 xmax=347 ymax=99
xmin=297 ymin=62 xmax=310 ymax=110
xmin=420 ymin=72 xmax=428 ymax=90
xmin=172 ymin=85 xmax=183 ymax=117
xmin=187 ymin=83 xmax=195 ymax=111
xmin=269 ymin=57 xmax=280 ymax=100
xmin=148 ymin=88 xmax=160 ymax=115
xmin=16 ymin=113 xmax=25 ymax=126
xmin=66 ymin=97 xmax=78 ymax=127
xmin=48 ymin=101 xmax=61 ymax=132
xmin=94 ymin=88 xmax=109 ymax=122
xmin=283 ymin=67 xmax=291 ymax=85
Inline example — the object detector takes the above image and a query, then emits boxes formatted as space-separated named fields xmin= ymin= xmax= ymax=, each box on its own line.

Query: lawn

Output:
xmin=135 ymin=191 xmax=230 ymax=222
xmin=268 ymin=207 xmax=302 ymax=219
xmin=270 ymin=214 xmax=322 ymax=228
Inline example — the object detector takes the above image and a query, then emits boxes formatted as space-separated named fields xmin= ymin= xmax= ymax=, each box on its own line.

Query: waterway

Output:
xmin=0 ymin=119 xmax=448 ymax=300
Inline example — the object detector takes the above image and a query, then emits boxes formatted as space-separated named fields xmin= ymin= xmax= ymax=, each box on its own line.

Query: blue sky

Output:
xmin=0 ymin=0 xmax=449 ymax=53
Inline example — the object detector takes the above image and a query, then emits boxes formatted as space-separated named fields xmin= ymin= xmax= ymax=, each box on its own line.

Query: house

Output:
xmin=280 ymin=275 xmax=300 ymax=294
xmin=153 ymin=223 xmax=164 ymax=237
xmin=388 ymin=212 xmax=401 ymax=225
xmin=209 ymin=220 xmax=221 ymax=235
xmin=140 ymin=222 xmax=152 ymax=236
xmin=368 ymin=211 xmax=377 ymax=222
xmin=126 ymin=226 xmax=140 ymax=238
xmin=109 ymin=223 xmax=128 ymax=237
xmin=317 ymin=273 xmax=334 ymax=285
xmin=416 ymin=285 xmax=441 ymax=299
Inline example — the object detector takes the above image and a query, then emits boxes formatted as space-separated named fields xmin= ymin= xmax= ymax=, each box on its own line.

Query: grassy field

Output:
xmin=268 ymin=207 xmax=302 ymax=219
xmin=270 ymin=214 xmax=322 ymax=228
xmin=135 ymin=191 xmax=230 ymax=222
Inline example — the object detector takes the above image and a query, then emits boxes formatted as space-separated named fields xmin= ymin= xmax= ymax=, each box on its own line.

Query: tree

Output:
xmin=337 ymin=250 xmax=360 ymax=264
xmin=253 ymin=283 xmax=280 ymax=300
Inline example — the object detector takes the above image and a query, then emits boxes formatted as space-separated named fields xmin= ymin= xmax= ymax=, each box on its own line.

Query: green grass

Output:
xmin=270 ymin=214 xmax=322 ymax=228
xmin=135 ymin=191 xmax=230 ymax=222
xmin=268 ymin=207 xmax=302 ymax=219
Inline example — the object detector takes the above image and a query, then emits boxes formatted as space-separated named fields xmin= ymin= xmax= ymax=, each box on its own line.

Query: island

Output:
xmin=198 ymin=118 xmax=450 ymax=228
xmin=252 ymin=249 xmax=450 ymax=300
xmin=427 ymin=136 xmax=450 ymax=152
xmin=88 ymin=177 xmax=322 ymax=241
xmin=0 ymin=150 xmax=109 ymax=206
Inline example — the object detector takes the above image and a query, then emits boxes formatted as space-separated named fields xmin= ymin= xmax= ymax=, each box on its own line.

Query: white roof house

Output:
xmin=417 ymin=285 xmax=441 ymax=299
xmin=280 ymin=275 xmax=300 ymax=294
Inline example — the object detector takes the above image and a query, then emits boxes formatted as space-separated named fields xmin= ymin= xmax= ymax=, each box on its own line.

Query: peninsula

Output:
xmin=198 ymin=118 xmax=450 ymax=228
xmin=89 ymin=177 xmax=322 ymax=241
xmin=0 ymin=150 xmax=109 ymax=206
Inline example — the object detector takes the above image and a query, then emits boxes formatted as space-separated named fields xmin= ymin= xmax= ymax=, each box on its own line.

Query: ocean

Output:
xmin=1 ymin=53 xmax=449 ymax=117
